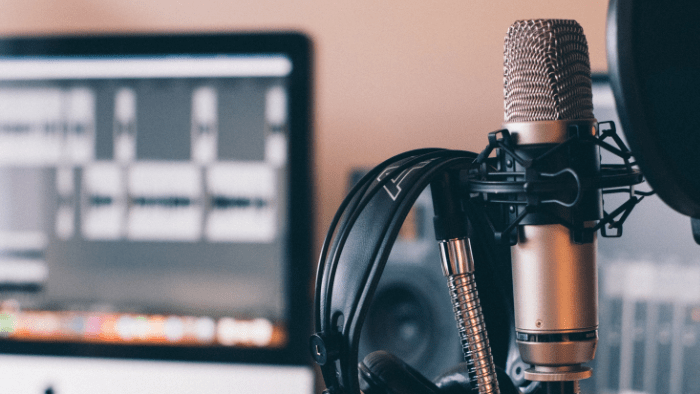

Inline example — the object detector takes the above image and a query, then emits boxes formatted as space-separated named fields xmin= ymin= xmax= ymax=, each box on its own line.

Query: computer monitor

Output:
xmin=0 ymin=33 xmax=313 ymax=393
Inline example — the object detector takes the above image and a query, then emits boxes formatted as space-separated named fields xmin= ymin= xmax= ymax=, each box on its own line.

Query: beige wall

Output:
xmin=0 ymin=0 xmax=610 ymax=254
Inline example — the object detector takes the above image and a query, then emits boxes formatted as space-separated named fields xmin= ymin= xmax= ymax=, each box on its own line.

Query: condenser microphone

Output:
xmin=503 ymin=19 xmax=600 ymax=390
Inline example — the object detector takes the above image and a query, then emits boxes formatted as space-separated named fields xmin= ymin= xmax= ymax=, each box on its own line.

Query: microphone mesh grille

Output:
xmin=504 ymin=19 xmax=594 ymax=122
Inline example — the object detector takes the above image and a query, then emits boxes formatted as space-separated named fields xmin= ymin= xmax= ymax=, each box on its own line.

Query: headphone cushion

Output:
xmin=358 ymin=351 xmax=441 ymax=394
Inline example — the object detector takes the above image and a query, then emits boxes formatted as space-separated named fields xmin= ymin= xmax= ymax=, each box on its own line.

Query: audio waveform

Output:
xmin=211 ymin=196 xmax=268 ymax=209
xmin=131 ymin=197 xmax=193 ymax=208
xmin=89 ymin=195 xmax=113 ymax=206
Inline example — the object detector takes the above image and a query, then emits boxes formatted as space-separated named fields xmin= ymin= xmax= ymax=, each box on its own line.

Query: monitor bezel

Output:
xmin=0 ymin=32 xmax=314 ymax=367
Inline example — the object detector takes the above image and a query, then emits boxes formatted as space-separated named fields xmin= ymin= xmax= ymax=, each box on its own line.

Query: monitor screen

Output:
xmin=0 ymin=33 xmax=313 ymax=374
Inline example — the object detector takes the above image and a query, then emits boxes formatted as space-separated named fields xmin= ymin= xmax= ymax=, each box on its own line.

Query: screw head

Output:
xmin=309 ymin=334 xmax=328 ymax=365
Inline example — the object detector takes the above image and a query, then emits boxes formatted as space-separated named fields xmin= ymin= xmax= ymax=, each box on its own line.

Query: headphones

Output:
xmin=310 ymin=148 xmax=531 ymax=394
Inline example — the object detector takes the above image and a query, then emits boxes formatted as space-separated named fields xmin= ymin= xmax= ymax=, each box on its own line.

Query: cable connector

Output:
xmin=431 ymin=170 xmax=469 ymax=241
xmin=439 ymin=238 xmax=475 ymax=276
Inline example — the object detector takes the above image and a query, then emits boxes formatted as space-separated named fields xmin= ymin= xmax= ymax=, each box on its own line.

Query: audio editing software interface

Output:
xmin=0 ymin=56 xmax=293 ymax=351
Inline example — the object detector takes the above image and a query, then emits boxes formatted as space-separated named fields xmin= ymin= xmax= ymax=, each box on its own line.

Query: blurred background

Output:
xmin=1 ymin=1 xmax=699 ymax=394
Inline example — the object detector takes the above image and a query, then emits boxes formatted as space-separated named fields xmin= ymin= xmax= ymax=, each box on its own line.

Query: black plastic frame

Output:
xmin=0 ymin=32 xmax=314 ymax=366
xmin=468 ymin=121 xmax=645 ymax=245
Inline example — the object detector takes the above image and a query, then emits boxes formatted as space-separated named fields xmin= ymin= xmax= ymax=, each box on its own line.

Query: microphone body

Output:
xmin=507 ymin=121 xmax=599 ymax=379
xmin=502 ymin=20 xmax=601 ymax=384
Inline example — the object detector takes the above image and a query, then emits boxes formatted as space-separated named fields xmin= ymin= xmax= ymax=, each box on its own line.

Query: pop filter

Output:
xmin=607 ymin=0 xmax=700 ymax=220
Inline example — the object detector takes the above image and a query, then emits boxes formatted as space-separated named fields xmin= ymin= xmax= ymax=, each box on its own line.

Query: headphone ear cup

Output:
xmin=359 ymin=351 xmax=442 ymax=394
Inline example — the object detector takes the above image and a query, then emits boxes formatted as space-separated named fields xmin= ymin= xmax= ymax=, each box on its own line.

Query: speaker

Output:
xmin=350 ymin=171 xmax=463 ymax=380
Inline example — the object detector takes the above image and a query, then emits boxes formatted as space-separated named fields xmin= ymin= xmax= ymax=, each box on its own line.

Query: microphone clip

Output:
xmin=467 ymin=121 xmax=648 ymax=245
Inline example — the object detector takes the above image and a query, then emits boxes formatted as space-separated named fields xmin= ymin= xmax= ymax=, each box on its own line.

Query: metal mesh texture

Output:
xmin=503 ymin=19 xmax=594 ymax=122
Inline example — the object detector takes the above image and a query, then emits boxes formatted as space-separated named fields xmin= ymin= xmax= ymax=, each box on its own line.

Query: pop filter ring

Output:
xmin=607 ymin=0 xmax=700 ymax=218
